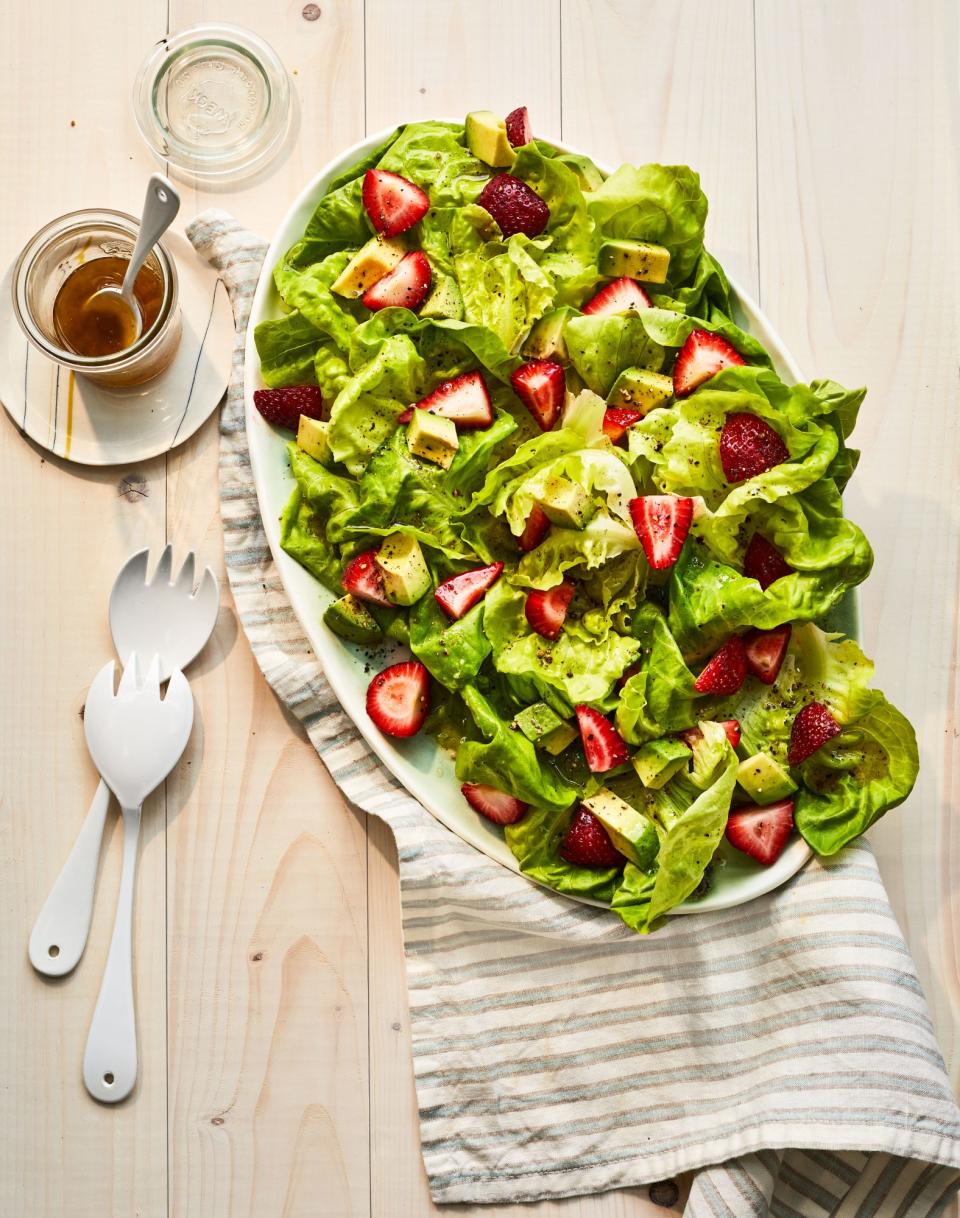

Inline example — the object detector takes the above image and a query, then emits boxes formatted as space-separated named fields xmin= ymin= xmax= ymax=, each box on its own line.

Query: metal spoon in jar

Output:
xmin=84 ymin=175 xmax=180 ymax=342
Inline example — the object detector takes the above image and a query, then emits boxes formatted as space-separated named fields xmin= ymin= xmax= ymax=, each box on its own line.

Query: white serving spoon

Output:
xmin=84 ymin=175 xmax=180 ymax=341
xmin=28 ymin=547 xmax=218 ymax=977
xmin=82 ymin=654 xmax=193 ymax=1103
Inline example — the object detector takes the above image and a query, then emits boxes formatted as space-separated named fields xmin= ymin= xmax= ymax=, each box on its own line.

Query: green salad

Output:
xmin=253 ymin=109 xmax=918 ymax=933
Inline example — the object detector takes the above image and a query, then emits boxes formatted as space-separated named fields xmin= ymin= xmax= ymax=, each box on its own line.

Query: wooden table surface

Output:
xmin=2 ymin=2 xmax=957 ymax=1215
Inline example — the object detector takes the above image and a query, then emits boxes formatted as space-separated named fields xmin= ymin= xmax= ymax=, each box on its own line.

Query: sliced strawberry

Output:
xmin=693 ymin=636 xmax=748 ymax=695
xmin=435 ymin=562 xmax=503 ymax=619
xmin=582 ymin=277 xmax=651 ymax=317
xmin=524 ymin=582 xmax=574 ymax=640
xmin=342 ymin=548 xmax=391 ymax=607
xmin=720 ymin=413 xmax=790 ymax=483
xmin=726 ymin=799 xmax=795 ymax=866
xmin=680 ymin=719 xmax=741 ymax=750
xmin=510 ymin=360 xmax=565 ymax=430
xmin=574 ymin=705 xmax=630 ymax=773
xmin=672 ymin=329 xmax=746 ymax=397
xmin=461 ymin=782 xmax=528 ymax=826
xmin=362 ymin=169 xmax=430 ymax=237
xmin=366 ymin=660 xmax=430 ymax=737
xmin=417 ymin=370 xmax=493 ymax=429
xmin=505 ymin=106 xmax=533 ymax=148
xmin=744 ymin=533 xmax=793 ymax=590
xmin=253 ymin=385 xmax=324 ymax=431
xmin=788 ymin=701 xmax=842 ymax=766
xmin=518 ymin=503 xmax=551 ymax=553
xmin=560 ymin=806 xmax=625 ymax=868
xmin=362 ymin=250 xmax=432 ymax=312
xmin=476 ymin=173 xmax=549 ymax=238
xmin=602 ymin=407 xmax=644 ymax=444
xmin=397 ymin=407 xmax=413 ymax=424
xmin=617 ymin=662 xmax=642 ymax=690
xmin=743 ymin=625 xmax=791 ymax=685
xmin=629 ymin=495 xmax=694 ymax=570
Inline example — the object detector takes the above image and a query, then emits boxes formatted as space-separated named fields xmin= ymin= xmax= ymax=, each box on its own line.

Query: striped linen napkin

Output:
xmin=188 ymin=209 xmax=960 ymax=1216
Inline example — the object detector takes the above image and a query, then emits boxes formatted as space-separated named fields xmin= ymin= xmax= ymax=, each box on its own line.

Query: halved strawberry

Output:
xmin=560 ymin=806 xmax=625 ymax=868
xmin=602 ymin=407 xmax=644 ymax=444
xmin=342 ymin=548 xmax=391 ymax=607
xmin=435 ymin=562 xmax=503 ymax=619
xmin=629 ymin=495 xmax=694 ymax=570
xmin=744 ymin=534 xmax=793 ymax=590
xmin=726 ymin=799 xmax=795 ymax=866
xmin=476 ymin=173 xmax=549 ymax=238
xmin=362 ymin=169 xmax=430 ymax=237
xmin=680 ymin=719 xmax=741 ymax=750
xmin=518 ymin=504 xmax=551 ymax=553
xmin=461 ymin=782 xmax=528 ymax=825
xmin=743 ymin=625 xmax=791 ymax=685
xmin=582 ymin=277 xmax=651 ymax=317
xmin=574 ymin=705 xmax=630 ymax=773
xmin=788 ymin=702 xmax=841 ymax=766
xmin=505 ymin=106 xmax=533 ymax=148
xmin=362 ymin=250 xmax=432 ymax=312
xmin=524 ymin=582 xmax=574 ymax=640
xmin=672 ymin=329 xmax=746 ymax=397
xmin=510 ymin=360 xmax=565 ymax=430
xmin=693 ymin=636 xmax=748 ymax=695
xmin=720 ymin=413 xmax=790 ymax=483
xmin=417 ymin=370 xmax=493 ymax=429
xmin=253 ymin=385 xmax=324 ymax=430
xmin=366 ymin=660 xmax=430 ymax=737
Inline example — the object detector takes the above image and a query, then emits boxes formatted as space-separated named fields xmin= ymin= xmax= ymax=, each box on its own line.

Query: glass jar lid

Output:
xmin=133 ymin=23 xmax=292 ymax=183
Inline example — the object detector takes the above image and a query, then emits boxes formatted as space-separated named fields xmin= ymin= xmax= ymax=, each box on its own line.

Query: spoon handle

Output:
xmin=29 ymin=779 xmax=112 ymax=976
xmin=121 ymin=175 xmax=180 ymax=300
xmin=83 ymin=804 xmax=141 ymax=1104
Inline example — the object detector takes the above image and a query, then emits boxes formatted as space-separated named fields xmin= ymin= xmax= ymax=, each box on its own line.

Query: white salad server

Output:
xmin=28 ymin=547 xmax=218 ymax=977
xmin=81 ymin=654 xmax=194 ymax=1103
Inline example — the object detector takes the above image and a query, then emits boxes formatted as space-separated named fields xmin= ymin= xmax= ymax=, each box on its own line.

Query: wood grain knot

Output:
xmin=250 ymin=951 xmax=263 ymax=962
xmin=210 ymin=1116 xmax=225 ymax=1126
xmin=301 ymin=4 xmax=321 ymax=19
xmin=117 ymin=474 xmax=149 ymax=502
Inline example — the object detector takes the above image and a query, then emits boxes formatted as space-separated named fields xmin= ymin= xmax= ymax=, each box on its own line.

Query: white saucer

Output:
xmin=0 ymin=230 xmax=232 ymax=465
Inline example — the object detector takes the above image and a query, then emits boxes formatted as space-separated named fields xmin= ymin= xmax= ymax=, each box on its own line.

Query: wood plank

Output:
xmin=754 ymin=0 xmax=960 ymax=1094
xmin=0 ymin=2 xmax=171 ymax=1216
xmin=162 ymin=2 xmax=371 ymax=1217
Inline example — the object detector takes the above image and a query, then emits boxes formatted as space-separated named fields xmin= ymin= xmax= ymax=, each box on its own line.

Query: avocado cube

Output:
xmin=407 ymin=408 xmax=459 ymax=469
xmin=514 ymin=703 xmax=578 ymax=755
xmin=582 ymin=788 xmax=660 ymax=870
xmin=421 ymin=275 xmax=464 ymax=321
xmin=375 ymin=533 xmax=432 ymax=606
xmin=465 ymin=110 xmax=516 ymax=168
xmin=537 ymin=476 xmax=595 ymax=530
xmin=331 ymin=235 xmax=407 ymax=298
xmin=736 ymin=752 xmax=798 ymax=805
xmin=607 ymin=367 xmax=674 ymax=415
xmin=632 ymin=738 xmax=692 ymax=789
xmin=523 ymin=308 xmax=573 ymax=361
xmin=598 ymin=239 xmax=671 ymax=284
xmin=324 ymin=594 xmax=383 ymax=645
xmin=296 ymin=416 xmax=331 ymax=465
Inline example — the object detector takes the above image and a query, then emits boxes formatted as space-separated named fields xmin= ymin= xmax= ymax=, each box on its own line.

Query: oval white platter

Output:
xmin=246 ymin=124 xmax=846 ymax=916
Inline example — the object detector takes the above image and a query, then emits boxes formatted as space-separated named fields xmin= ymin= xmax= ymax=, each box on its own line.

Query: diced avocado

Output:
xmin=582 ymin=788 xmax=660 ymax=870
xmin=465 ymin=110 xmax=516 ymax=168
xmin=407 ymin=408 xmax=459 ymax=469
xmin=607 ymin=367 xmax=674 ymax=415
xmin=523 ymin=307 xmax=574 ymax=361
xmin=331 ymin=235 xmax=406 ymax=298
xmin=375 ymin=533 xmax=432 ymax=606
xmin=598 ymin=239 xmax=671 ymax=284
xmin=538 ymin=476 xmax=595 ymax=530
xmin=632 ymin=738 xmax=692 ymax=789
xmin=736 ymin=752 xmax=798 ymax=805
xmin=420 ymin=275 xmax=464 ymax=321
xmin=323 ymin=594 xmax=383 ymax=645
xmin=296 ymin=416 xmax=331 ymax=464
xmin=514 ymin=703 xmax=579 ymax=755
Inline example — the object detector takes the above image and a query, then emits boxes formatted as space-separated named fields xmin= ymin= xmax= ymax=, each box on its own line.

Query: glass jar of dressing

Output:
xmin=12 ymin=209 xmax=181 ymax=388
